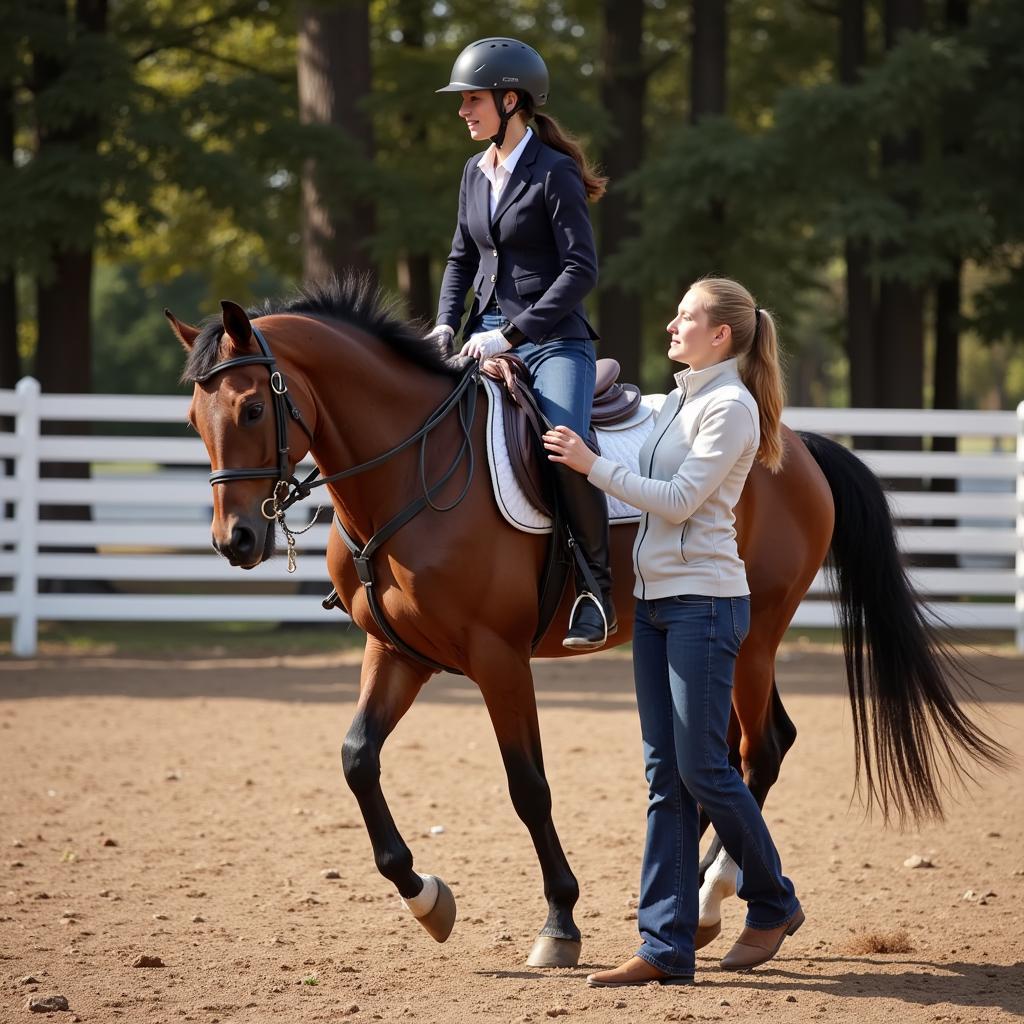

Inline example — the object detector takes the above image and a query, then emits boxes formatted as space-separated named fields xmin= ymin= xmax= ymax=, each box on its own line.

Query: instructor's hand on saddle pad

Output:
xmin=543 ymin=425 xmax=598 ymax=475
xmin=460 ymin=329 xmax=512 ymax=361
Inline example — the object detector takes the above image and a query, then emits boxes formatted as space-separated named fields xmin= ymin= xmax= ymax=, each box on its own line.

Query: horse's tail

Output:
xmin=798 ymin=431 xmax=1012 ymax=826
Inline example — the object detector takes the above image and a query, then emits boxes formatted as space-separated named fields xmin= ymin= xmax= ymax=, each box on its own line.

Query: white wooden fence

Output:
xmin=2 ymin=377 xmax=1022 ymax=657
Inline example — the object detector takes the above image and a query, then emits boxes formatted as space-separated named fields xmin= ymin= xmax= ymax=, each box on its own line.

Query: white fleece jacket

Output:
xmin=587 ymin=357 xmax=759 ymax=599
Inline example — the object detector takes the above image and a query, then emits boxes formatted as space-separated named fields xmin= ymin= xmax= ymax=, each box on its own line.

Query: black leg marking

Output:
xmin=500 ymin=745 xmax=581 ymax=942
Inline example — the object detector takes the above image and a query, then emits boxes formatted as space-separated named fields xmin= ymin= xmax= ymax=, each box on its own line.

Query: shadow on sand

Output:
xmin=475 ymin=955 xmax=1024 ymax=1016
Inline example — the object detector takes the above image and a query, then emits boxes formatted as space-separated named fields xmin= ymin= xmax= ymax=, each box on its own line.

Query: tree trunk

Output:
xmin=934 ymin=269 xmax=961 ymax=411
xmin=932 ymin=265 xmax=961 ymax=514
xmin=597 ymin=0 xmax=645 ymax=388
xmin=845 ymin=242 xmax=875 ymax=408
xmin=929 ymin=1 xmax=969 ymax=566
xmin=298 ymin=0 xmax=377 ymax=285
xmin=0 ymin=80 xmax=18 ymax=392
xmin=397 ymin=256 xmax=433 ymax=326
xmin=690 ymin=0 xmax=728 ymax=234
xmin=877 ymin=0 xmax=925 ymax=436
xmin=0 ymin=80 xmax=16 ymax=525
xmin=690 ymin=0 xmax=727 ymax=124
xmin=31 ymin=0 xmax=107 ymax=401
xmin=932 ymin=0 xmax=968 ymax=424
xmin=670 ymin=0 xmax=729 ymax=390
xmin=31 ymin=0 xmax=109 ymax=540
xmin=395 ymin=0 xmax=432 ymax=322
xmin=36 ymin=249 xmax=93 ymax=398
xmin=689 ymin=0 xmax=727 ymax=242
xmin=876 ymin=276 xmax=923 ymax=410
xmin=839 ymin=0 xmax=876 ymax=409
xmin=0 ymin=274 xmax=15 ymax=391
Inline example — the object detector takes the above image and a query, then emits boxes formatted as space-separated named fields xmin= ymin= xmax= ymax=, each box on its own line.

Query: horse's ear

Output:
xmin=164 ymin=309 xmax=201 ymax=351
xmin=220 ymin=300 xmax=253 ymax=351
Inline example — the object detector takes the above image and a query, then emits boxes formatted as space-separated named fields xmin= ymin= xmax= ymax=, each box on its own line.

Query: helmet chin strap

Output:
xmin=489 ymin=90 xmax=523 ymax=148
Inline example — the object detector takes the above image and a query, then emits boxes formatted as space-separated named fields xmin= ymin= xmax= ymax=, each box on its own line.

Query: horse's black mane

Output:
xmin=182 ymin=274 xmax=459 ymax=383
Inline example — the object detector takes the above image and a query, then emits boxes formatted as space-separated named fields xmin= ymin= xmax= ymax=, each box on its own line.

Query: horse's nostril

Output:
xmin=231 ymin=525 xmax=256 ymax=558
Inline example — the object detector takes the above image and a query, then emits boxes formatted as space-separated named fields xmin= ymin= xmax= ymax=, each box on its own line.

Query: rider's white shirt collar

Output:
xmin=478 ymin=127 xmax=533 ymax=215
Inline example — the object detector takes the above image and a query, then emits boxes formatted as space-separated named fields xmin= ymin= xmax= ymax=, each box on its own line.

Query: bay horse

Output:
xmin=167 ymin=277 xmax=1008 ymax=969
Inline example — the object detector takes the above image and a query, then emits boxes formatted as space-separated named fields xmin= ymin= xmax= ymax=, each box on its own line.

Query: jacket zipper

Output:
xmin=635 ymin=387 xmax=685 ymax=598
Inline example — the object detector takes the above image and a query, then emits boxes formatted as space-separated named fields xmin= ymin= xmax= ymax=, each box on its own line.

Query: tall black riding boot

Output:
xmin=552 ymin=463 xmax=617 ymax=650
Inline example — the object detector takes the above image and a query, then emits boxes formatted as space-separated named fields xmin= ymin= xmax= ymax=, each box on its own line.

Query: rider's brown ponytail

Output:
xmin=692 ymin=277 xmax=786 ymax=473
xmin=517 ymin=96 xmax=607 ymax=202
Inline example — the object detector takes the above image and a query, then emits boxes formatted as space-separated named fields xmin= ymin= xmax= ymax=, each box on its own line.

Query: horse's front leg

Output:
xmin=475 ymin=649 xmax=582 ymax=969
xmin=342 ymin=637 xmax=456 ymax=941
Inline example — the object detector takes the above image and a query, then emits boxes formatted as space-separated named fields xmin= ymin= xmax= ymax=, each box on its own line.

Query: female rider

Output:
xmin=429 ymin=37 xmax=614 ymax=649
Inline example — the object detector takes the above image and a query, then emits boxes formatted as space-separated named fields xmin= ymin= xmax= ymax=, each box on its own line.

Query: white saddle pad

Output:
xmin=482 ymin=377 xmax=665 ymax=535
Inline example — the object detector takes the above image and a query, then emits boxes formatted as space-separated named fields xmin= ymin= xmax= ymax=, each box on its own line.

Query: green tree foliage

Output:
xmin=608 ymin=0 xmax=1024 ymax=399
xmin=2 ymin=0 xmax=1021 ymax=406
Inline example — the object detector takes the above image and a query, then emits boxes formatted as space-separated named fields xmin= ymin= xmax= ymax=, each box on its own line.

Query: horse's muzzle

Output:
xmin=214 ymin=520 xmax=274 ymax=568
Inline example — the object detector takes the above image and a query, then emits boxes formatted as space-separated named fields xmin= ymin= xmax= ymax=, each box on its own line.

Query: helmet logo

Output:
xmin=502 ymin=77 xmax=519 ymax=83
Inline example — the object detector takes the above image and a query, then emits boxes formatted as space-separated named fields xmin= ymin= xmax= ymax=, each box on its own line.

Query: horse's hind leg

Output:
xmin=342 ymin=638 xmax=455 ymax=941
xmin=477 ymin=652 xmax=582 ymax=968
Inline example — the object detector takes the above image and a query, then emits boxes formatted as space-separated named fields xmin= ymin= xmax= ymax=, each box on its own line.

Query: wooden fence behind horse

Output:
xmin=1 ymin=376 xmax=1021 ymax=657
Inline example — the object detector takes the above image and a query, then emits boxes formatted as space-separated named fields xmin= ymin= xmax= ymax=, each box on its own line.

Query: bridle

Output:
xmin=190 ymin=321 xmax=480 ymax=673
xmin=194 ymin=325 xmax=316 ymax=509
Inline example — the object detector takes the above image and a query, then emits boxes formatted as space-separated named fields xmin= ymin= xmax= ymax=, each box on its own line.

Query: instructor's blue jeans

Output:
xmin=632 ymin=595 xmax=799 ymax=978
xmin=472 ymin=311 xmax=596 ymax=436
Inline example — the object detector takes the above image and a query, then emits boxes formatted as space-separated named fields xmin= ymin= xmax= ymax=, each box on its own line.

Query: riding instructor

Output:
xmin=428 ymin=37 xmax=614 ymax=650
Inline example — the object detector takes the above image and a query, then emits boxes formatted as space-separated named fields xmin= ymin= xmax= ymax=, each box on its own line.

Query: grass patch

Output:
xmin=844 ymin=929 xmax=913 ymax=955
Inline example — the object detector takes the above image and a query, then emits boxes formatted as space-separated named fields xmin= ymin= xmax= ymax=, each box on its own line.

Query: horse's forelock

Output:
xmin=179 ymin=317 xmax=228 ymax=385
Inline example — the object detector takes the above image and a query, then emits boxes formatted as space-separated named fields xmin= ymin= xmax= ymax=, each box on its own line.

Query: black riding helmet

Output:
xmin=437 ymin=37 xmax=549 ymax=147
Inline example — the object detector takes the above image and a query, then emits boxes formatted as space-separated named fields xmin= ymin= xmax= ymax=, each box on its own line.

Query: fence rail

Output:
xmin=2 ymin=377 xmax=1022 ymax=656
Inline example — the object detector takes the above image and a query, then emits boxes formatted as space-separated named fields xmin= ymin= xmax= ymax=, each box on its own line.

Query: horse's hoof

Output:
xmin=526 ymin=935 xmax=582 ymax=968
xmin=414 ymin=876 xmax=456 ymax=943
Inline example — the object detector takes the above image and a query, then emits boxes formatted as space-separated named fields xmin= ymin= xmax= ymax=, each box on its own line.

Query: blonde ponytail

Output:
xmin=744 ymin=308 xmax=786 ymax=472
xmin=691 ymin=278 xmax=787 ymax=473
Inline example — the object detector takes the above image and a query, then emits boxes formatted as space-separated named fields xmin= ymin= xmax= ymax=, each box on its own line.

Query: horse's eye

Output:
xmin=246 ymin=403 xmax=264 ymax=422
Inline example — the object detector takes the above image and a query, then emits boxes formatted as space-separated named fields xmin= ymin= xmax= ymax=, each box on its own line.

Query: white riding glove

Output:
xmin=424 ymin=324 xmax=455 ymax=349
xmin=459 ymin=328 xmax=512 ymax=361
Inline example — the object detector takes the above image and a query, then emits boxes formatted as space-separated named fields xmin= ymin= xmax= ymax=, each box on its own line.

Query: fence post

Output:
xmin=13 ymin=377 xmax=40 ymax=657
xmin=1017 ymin=401 xmax=1024 ymax=654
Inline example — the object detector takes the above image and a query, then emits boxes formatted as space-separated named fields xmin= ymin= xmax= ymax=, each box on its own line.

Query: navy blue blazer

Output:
xmin=436 ymin=133 xmax=599 ymax=344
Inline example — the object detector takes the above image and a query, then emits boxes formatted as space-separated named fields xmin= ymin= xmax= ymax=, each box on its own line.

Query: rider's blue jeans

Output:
xmin=471 ymin=311 xmax=596 ymax=436
xmin=631 ymin=595 xmax=800 ymax=978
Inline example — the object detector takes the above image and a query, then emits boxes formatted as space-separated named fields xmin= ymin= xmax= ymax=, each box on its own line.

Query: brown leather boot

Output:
xmin=586 ymin=956 xmax=694 ymax=988
xmin=719 ymin=907 xmax=805 ymax=971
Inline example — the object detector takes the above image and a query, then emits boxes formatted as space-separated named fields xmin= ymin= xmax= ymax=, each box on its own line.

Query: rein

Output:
xmin=193 ymin=323 xmax=480 ymax=670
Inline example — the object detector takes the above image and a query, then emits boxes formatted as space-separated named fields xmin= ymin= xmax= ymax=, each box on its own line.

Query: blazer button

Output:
xmin=492 ymin=249 xmax=498 ymax=257
xmin=490 ymin=274 xmax=496 ymax=282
